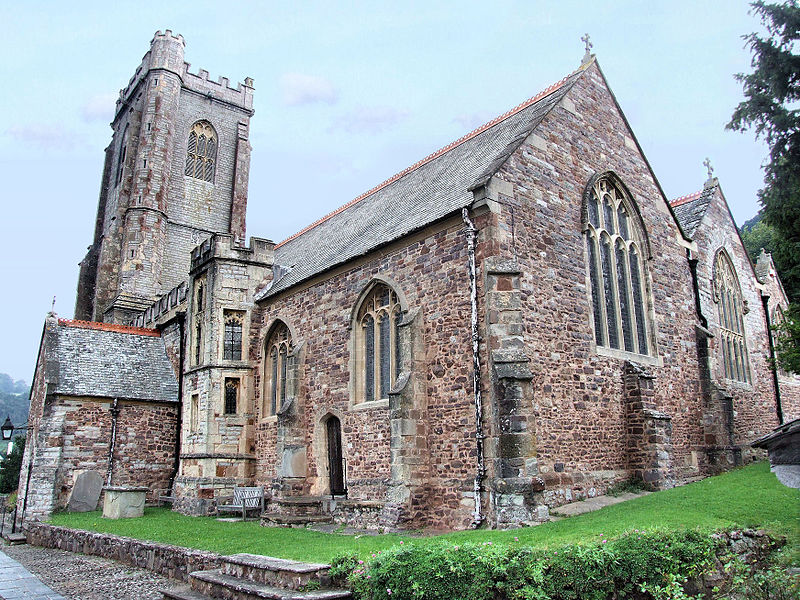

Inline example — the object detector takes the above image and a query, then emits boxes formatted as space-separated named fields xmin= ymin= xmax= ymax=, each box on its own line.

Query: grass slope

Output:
xmin=49 ymin=462 xmax=799 ymax=564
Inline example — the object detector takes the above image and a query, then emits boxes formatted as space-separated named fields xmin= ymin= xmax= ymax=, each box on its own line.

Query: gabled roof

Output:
xmin=46 ymin=319 xmax=179 ymax=403
xmin=256 ymin=62 xmax=591 ymax=300
xmin=670 ymin=183 xmax=716 ymax=238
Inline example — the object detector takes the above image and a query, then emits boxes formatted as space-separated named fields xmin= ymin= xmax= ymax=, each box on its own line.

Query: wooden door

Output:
xmin=326 ymin=416 xmax=345 ymax=495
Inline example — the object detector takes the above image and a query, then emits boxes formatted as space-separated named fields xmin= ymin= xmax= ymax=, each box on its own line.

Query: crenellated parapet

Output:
xmin=115 ymin=29 xmax=254 ymax=120
xmin=190 ymin=234 xmax=274 ymax=274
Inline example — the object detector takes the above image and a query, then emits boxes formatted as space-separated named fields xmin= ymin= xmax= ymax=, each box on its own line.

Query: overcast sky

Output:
xmin=0 ymin=1 xmax=771 ymax=383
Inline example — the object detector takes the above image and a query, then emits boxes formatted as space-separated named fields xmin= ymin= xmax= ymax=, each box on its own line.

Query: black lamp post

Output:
xmin=1 ymin=417 xmax=13 ymax=441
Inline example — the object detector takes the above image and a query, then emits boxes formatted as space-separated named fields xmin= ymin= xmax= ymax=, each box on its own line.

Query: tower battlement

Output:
xmin=115 ymin=29 xmax=254 ymax=120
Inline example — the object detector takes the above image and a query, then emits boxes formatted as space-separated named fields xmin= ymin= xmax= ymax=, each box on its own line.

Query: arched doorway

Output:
xmin=326 ymin=416 xmax=345 ymax=495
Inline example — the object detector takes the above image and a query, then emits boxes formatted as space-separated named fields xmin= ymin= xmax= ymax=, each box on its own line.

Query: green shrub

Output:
xmin=333 ymin=530 xmax=722 ymax=600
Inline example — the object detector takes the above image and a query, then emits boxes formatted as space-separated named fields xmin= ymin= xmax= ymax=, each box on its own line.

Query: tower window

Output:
xmin=115 ymin=126 xmax=129 ymax=187
xmin=223 ymin=311 xmax=244 ymax=361
xmin=185 ymin=120 xmax=217 ymax=183
xmin=585 ymin=175 xmax=652 ymax=355
xmin=224 ymin=378 xmax=239 ymax=415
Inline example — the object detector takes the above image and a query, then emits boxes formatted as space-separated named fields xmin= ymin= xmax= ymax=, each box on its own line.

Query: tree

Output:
xmin=0 ymin=436 xmax=25 ymax=494
xmin=728 ymin=1 xmax=800 ymax=304
xmin=740 ymin=212 xmax=778 ymax=260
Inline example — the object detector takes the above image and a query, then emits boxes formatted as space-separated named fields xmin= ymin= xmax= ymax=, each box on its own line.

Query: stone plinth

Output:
xmin=102 ymin=486 xmax=149 ymax=519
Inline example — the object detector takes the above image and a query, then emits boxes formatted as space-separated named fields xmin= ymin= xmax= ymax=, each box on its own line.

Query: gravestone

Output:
xmin=67 ymin=471 xmax=103 ymax=512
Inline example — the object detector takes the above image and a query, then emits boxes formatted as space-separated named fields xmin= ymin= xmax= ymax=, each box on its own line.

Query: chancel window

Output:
xmin=223 ymin=311 xmax=244 ymax=361
xmin=185 ymin=120 xmax=217 ymax=183
xmin=355 ymin=284 xmax=402 ymax=403
xmin=263 ymin=322 xmax=292 ymax=417
xmin=713 ymin=250 xmax=750 ymax=382
xmin=585 ymin=175 xmax=651 ymax=355
xmin=224 ymin=378 xmax=239 ymax=415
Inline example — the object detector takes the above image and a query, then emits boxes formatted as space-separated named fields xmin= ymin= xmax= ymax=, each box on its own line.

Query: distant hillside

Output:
xmin=0 ymin=373 xmax=30 ymax=427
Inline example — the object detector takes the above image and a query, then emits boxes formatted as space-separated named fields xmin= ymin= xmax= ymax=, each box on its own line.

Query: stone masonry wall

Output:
xmin=26 ymin=523 xmax=222 ymax=582
xmin=255 ymin=216 xmax=481 ymax=529
xmin=23 ymin=394 xmax=177 ymax=523
xmin=691 ymin=186 xmax=780 ymax=458
xmin=490 ymin=61 xmax=709 ymax=506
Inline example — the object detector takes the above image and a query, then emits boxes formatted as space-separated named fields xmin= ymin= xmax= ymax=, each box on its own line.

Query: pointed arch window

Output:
xmin=355 ymin=284 xmax=403 ymax=403
xmin=263 ymin=322 xmax=292 ymax=417
xmin=223 ymin=311 xmax=244 ymax=361
xmin=185 ymin=120 xmax=217 ymax=183
xmin=713 ymin=250 xmax=750 ymax=383
xmin=585 ymin=175 xmax=652 ymax=355
xmin=115 ymin=126 xmax=130 ymax=187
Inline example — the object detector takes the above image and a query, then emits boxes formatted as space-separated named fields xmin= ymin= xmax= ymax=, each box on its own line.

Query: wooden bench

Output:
xmin=217 ymin=486 xmax=265 ymax=521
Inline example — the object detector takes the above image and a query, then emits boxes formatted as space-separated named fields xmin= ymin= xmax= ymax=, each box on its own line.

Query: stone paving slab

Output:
xmin=2 ymin=543 xmax=181 ymax=599
xmin=0 ymin=547 xmax=66 ymax=599
xmin=549 ymin=490 xmax=651 ymax=518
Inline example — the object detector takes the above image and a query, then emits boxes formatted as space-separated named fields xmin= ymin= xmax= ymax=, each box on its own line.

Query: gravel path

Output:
xmin=2 ymin=543 xmax=181 ymax=600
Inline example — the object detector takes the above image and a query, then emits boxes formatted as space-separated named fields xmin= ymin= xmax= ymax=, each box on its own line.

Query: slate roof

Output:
xmin=256 ymin=63 xmax=590 ymax=300
xmin=669 ymin=184 xmax=716 ymax=238
xmin=47 ymin=319 xmax=179 ymax=403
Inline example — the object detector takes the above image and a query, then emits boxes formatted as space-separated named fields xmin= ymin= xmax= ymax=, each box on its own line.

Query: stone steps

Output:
xmin=160 ymin=552 xmax=351 ymax=600
xmin=191 ymin=569 xmax=351 ymax=600
xmin=260 ymin=514 xmax=333 ymax=527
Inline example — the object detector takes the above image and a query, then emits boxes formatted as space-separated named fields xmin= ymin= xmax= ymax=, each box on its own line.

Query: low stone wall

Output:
xmin=25 ymin=522 xmax=221 ymax=582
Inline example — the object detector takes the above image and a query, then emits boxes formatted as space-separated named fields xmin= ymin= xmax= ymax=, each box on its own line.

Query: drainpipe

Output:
xmin=462 ymin=208 xmax=485 ymax=528
xmin=687 ymin=251 xmax=708 ymax=329
xmin=167 ymin=313 xmax=186 ymax=494
xmin=105 ymin=398 xmax=120 ymax=486
xmin=761 ymin=294 xmax=783 ymax=424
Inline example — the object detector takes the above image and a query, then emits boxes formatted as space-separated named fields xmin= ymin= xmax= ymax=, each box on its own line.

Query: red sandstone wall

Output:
xmin=691 ymin=188 xmax=780 ymax=443
xmin=54 ymin=398 xmax=178 ymax=507
xmin=254 ymin=219 xmax=478 ymax=527
xmin=492 ymin=61 xmax=706 ymax=503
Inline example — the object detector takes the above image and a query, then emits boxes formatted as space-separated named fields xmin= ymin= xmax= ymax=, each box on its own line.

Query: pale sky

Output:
xmin=0 ymin=1 xmax=771 ymax=383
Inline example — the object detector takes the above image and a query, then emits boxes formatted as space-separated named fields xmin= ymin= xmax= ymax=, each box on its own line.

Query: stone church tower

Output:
xmin=75 ymin=30 xmax=254 ymax=324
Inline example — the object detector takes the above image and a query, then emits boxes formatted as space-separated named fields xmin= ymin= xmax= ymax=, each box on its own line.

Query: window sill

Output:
xmin=595 ymin=345 xmax=662 ymax=367
xmin=721 ymin=378 xmax=753 ymax=392
xmin=259 ymin=415 xmax=278 ymax=424
xmin=350 ymin=398 xmax=390 ymax=411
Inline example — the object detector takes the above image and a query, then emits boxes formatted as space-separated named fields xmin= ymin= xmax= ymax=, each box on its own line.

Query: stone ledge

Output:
xmin=225 ymin=553 xmax=329 ymax=573
xmin=25 ymin=522 xmax=222 ymax=582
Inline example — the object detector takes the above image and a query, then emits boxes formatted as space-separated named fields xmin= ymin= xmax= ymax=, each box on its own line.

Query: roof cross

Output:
xmin=51 ymin=296 xmax=56 ymax=311
xmin=703 ymin=157 xmax=714 ymax=181
xmin=581 ymin=33 xmax=593 ymax=64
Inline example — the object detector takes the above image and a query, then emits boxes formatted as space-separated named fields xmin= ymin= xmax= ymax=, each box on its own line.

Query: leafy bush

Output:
xmin=332 ymin=530 xmax=722 ymax=600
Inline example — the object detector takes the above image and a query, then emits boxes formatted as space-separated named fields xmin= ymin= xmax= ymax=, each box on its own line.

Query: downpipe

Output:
xmin=462 ymin=208 xmax=485 ymax=528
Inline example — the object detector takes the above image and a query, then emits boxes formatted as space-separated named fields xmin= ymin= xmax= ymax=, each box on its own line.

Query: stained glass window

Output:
xmin=713 ymin=250 xmax=750 ymax=382
xmin=356 ymin=284 xmax=403 ymax=403
xmin=264 ymin=323 xmax=291 ymax=417
xmin=584 ymin=176 xmax=651 ymax=355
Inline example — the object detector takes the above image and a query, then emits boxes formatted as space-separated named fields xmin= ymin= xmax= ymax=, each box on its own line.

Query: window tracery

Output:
xmin=185 ymin=121 xmax=217 ymax=183
xmin=585 ymin=176 xmax=651 ymax=355
xmin=713 ymin=250 xmax=750 ymax=383
xmin=263 ymin=322 xmax=292 ymax=417
xmin=223 ymin=311 xmax=244 ymax=361
xmin=355 ymin=284 xmax=402 ymax=403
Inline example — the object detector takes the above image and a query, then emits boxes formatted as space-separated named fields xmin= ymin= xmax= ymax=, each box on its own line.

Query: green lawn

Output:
xmin=49 ymin=462 xmax=799 ymax=564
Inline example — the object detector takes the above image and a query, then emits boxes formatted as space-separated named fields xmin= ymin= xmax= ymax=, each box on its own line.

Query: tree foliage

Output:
xmin=728 ymin=1 xmax=800 ymax=304
xmin=740 ymin=212 xmax=778 ymax=260
xmin=774 ymin=304 xmax=800 ymax=373
xmin=0 ymin=435 xmax=25 ymax=494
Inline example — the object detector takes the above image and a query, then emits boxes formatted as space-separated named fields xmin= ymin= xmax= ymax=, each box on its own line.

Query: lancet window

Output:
xmin=585 ymin=175 xmax=651 ymax=355
xmin=355 ymin=284 xmax=402 ymax=403
xmin=185 ymin=120 xmax=217 ymax=183
xmin=264 ymin=322 xmax=292 ymax=417
xmin=713 ymin=250 xmax=750 ymax=383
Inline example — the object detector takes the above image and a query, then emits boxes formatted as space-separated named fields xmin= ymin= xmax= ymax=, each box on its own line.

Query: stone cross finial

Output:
xmin=581 ymin=34 xmax=593 ymax=64
xmin=703 ymin=157 xmax=714 ymax=181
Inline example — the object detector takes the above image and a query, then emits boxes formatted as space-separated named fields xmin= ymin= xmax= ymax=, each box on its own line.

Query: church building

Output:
xmin=18 ymin=31 xmax=799 ymax=530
